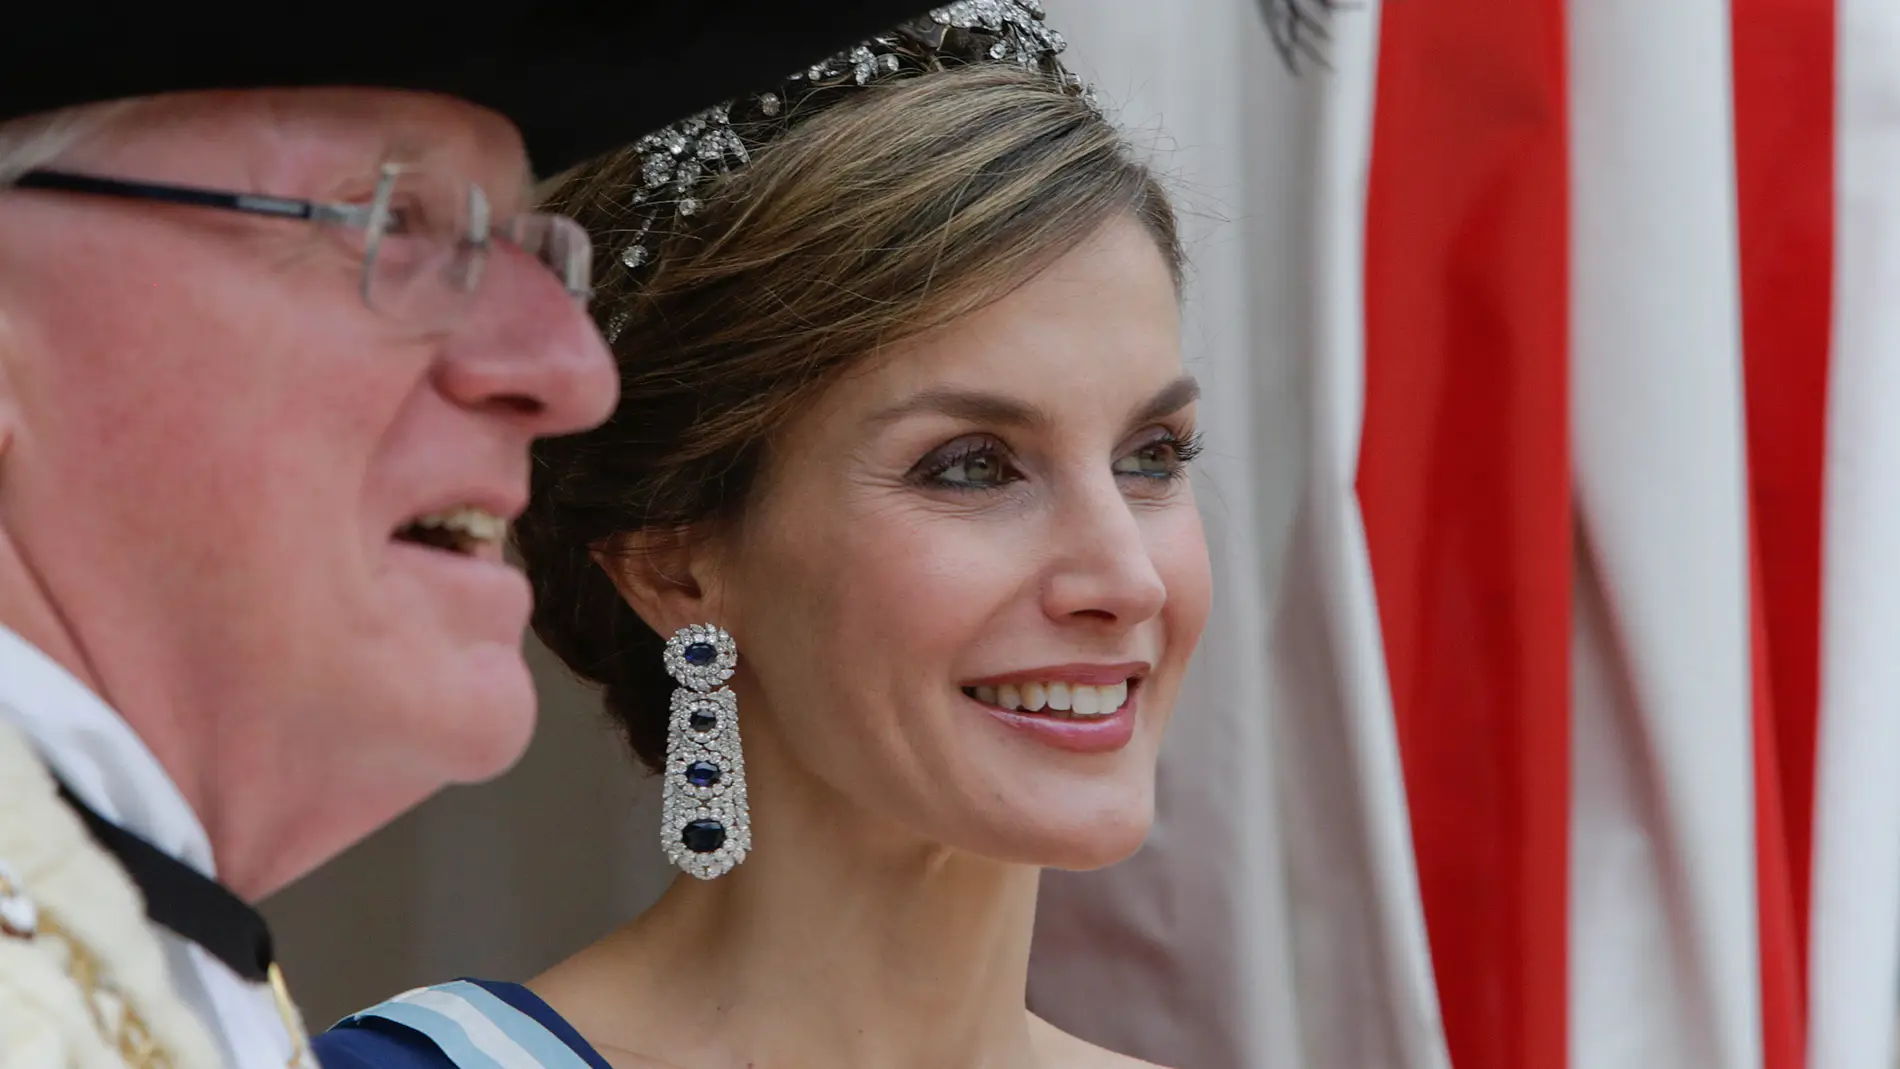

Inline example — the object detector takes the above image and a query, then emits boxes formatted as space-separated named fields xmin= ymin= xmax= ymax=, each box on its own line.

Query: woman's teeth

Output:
xmin=965 ymin=680 xmax=1131 ymax=718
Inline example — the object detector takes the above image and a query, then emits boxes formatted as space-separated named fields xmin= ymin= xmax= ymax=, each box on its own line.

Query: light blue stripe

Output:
xmin=345 ymin=1000 xmax=508 ymax=1069
xmin=429 ymin=982 xmax=593 ymax=1069
xmin=379 ymin=988 xmax=544 ymax=1069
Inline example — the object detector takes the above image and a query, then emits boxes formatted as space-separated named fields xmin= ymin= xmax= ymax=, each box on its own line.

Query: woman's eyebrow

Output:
xmin=862 ymin=375 xmax=1200 ymax=433
xmin=862 ymin=388 xmax=1051 ymax=431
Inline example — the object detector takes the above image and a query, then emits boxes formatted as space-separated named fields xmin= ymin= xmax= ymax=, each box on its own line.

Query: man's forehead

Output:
xmin=94 ymin=88 xmax=532 ymax=206
xmin=267 ymin=91 xmax=528 ymax=196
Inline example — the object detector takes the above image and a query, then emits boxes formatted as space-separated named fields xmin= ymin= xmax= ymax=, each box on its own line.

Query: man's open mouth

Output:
xmin=393 ymin=507 xmax=508 ymax=557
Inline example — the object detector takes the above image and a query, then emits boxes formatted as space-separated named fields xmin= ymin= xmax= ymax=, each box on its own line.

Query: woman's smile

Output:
xmin=959 ymin=662 xmax=1151 ymax=755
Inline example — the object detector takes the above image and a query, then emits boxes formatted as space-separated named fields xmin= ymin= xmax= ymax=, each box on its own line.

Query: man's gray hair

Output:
xmin=0 ymin=101 xmax=134 ymax=186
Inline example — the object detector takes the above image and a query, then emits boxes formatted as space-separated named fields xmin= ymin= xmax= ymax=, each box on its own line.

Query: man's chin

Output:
xmin=401 ymin=645 xmax=541 ymax=785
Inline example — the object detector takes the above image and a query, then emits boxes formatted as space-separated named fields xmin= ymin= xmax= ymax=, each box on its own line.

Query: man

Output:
xmin=0 ymin=7 xmax=925 ymax=1067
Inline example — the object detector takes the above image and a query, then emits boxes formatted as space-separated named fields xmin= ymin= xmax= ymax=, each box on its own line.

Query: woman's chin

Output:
xmin=1047 ymin=829 xmax=1153 ymax=872
xmin=983 ymin=802 xmax=1156 ymax=871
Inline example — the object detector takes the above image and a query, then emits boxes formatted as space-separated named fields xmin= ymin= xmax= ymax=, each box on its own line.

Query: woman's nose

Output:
xmin=1040 ymin=483 xmax=1169 ymax=628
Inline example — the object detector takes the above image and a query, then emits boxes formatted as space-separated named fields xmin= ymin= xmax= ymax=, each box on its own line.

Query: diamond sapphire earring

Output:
xmin=660 ymin=624 xmax=750 ymax=879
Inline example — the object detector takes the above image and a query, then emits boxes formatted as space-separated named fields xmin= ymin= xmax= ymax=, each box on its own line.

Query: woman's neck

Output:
xmin=532 ymin=773 xmax=1047 ymax=1069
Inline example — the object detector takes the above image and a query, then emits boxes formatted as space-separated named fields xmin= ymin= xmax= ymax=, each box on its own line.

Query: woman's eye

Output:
xmin=934 ymin=450 xmax=1012 ymax=488
xmin=1113 ymin=443 xmax=1177 ymax=478
xmin=1114 ymin=432 xmax=1201 ymax=480
xmin=914 ymin=440 xmax=1020 ymax=490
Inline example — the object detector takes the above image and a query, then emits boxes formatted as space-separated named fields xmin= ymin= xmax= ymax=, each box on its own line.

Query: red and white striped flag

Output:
xmin=1272 ymin=0 xmax=1900 ymax=1067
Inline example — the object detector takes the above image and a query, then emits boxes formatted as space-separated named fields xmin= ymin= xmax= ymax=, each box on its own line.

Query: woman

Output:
xmin=316 ymin=4 xmax=1210 ymax=1067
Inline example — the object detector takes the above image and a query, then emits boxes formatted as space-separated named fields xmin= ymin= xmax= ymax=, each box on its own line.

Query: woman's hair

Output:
xmin=519 ymin=62 xmax=1183 ymax=772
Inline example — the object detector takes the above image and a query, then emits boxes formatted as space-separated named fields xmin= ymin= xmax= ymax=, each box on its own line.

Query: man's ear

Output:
xmin=591 ymin=526 xmax=728 ymax=639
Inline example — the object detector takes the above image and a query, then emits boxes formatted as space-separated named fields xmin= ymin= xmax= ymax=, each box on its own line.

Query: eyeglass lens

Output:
xmin=360 ymin=169 xmax=594 ymax=330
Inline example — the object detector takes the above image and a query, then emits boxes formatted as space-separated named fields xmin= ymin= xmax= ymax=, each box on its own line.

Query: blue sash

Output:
xmin=334 ymin=981 xmax=595 ymax=1069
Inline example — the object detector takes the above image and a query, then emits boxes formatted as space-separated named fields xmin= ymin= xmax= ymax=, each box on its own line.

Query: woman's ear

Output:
xmin=592 ymin=527 xmax=728 ymax=638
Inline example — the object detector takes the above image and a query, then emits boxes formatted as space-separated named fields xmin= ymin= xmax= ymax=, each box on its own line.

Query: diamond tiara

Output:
xmin=600 ymin=0 xmax=1089 ymax=338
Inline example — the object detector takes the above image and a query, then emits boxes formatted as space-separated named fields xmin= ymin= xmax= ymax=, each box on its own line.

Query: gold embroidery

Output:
xmin=35 ymin=911 xmax=177 ymax=1069
xmin=5 ymin=858 xmax=308 ymax=1069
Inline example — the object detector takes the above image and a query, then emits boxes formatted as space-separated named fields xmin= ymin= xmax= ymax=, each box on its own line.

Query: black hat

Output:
xmin=2 ymin=4 xmax=934 ymax=174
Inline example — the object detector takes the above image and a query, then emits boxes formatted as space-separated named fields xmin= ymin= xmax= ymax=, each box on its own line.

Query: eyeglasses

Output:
xmin=12 ymin=164 xmax=593 ymax=331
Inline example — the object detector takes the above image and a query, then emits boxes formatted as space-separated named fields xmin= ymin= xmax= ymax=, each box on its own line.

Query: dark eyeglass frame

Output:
xmin=15 ymin=168 xmax=389 ymax=228
xmin=11 ymin=165 xmax=592 ymax=316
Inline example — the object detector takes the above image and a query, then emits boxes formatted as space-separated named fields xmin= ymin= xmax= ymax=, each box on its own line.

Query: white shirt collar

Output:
xmin=0 ymin=624 xmax=216 ymax=878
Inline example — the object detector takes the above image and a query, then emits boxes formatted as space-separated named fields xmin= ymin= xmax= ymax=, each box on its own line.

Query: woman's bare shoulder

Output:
xmin=1028 ymin=1014 xmax=1174 ymax=1069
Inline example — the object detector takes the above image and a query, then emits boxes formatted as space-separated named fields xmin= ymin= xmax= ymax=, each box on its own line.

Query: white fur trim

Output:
xmin=0 ymin=720 xmax=224 ymax=1068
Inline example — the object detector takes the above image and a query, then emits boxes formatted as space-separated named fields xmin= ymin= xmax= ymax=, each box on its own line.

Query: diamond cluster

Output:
xmin=930 ymin=1 xmax=1067 ymax=66
xmin=661 ymin=626 xmax=749 ymax=880
xmin=603 ymin=0 xmax=1087 ymax=325
xmin=661 ymin=623 xmax=737 ymax=692
xmin=616 ymin=103 xmax=752 ymax=275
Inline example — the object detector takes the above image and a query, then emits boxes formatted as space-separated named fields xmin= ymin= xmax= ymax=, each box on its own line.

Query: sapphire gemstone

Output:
xmin=682 ymin=819 xmax=726 ymax=853
xmin=685 ymin=761 xmax=722 ymax=788
xmin=688 ymin=708 xmax=718 ymax=732
xmin=683 ymin=642 xmax=718 ymax=667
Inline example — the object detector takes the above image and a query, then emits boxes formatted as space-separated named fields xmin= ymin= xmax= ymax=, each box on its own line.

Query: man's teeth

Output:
xmin=409 ymin=507 xmax=507 ymax=544
xmin=966 ymin=680 xmax=1131 ymax=718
